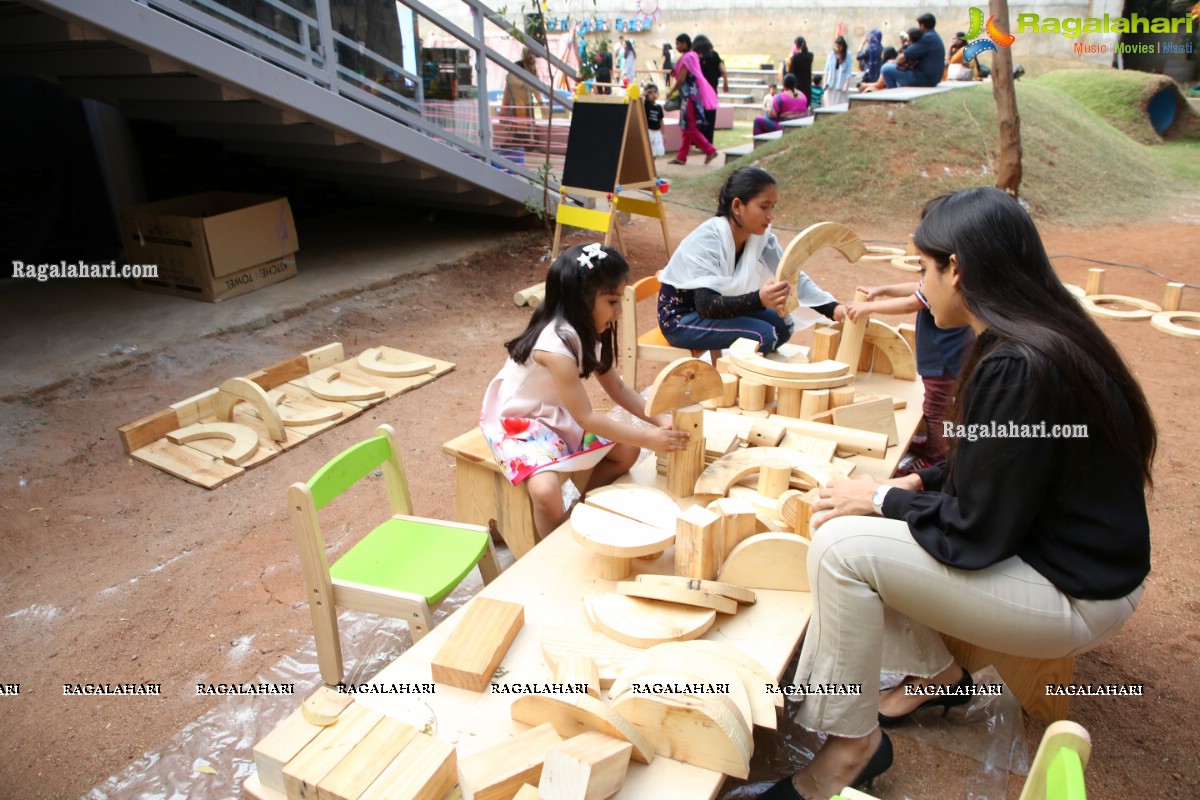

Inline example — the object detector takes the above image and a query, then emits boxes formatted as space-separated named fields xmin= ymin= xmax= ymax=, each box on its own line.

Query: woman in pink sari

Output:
xmin=666 ymin=34 xmax=719 ymax=165
xmin=753 ymin=72 xmax=808 ymax=135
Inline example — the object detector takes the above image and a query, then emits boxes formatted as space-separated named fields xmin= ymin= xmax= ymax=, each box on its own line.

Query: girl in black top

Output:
xmin=788 ymin=36 xmax=814 ymax=104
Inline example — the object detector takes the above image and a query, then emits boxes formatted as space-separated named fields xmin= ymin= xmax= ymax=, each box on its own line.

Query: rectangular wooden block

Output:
xmin=283 ymin=703 xmax=385 ymax=800
xmin=357 ymin=732 xmax=457 ymax=800
xmin=835 ymin=290 xmax=870 ymax=375
xmin=317 ymin=715 xmax=419 ymax=800
xmin=809 ymin=327 xmax=840 ymax=363
xmin=667 ymin=405 xmax=705 ymax=498
xmin=830 ymin=397 xmax=899 ymax=447
xmin=675 ymin=504 xmax=723 ymax=581
xmin=457 ymin=722 xmax=564 ymax=800
xmin=540 ymin=731 xmax=634 ymax=800
xmin=513 ymin=786 xmax=540 ymax=800
xmin=432 ymin=597 xmax=525 ymax=692
xmin=252 ymin=708 xmax=326 ymax=793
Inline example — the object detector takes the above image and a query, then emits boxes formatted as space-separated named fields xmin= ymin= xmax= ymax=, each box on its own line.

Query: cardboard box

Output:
xmin=120 ymin=192 xmax=299 ymax=302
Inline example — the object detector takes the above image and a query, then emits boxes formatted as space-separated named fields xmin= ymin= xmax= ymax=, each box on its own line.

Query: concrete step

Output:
xmin=717 ymin=93 xmax=754 ymax=104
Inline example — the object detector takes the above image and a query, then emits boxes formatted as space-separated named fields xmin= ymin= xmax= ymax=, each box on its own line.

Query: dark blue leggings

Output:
xmin=664 ymin=310 xmax=795 ymax=354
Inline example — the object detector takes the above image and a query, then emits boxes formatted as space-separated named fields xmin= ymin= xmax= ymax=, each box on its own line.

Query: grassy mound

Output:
xmin=670 ymin=79 xmax=1200 ymax=229
xmin=1034 ymin=69 xmax=1195 ymax=144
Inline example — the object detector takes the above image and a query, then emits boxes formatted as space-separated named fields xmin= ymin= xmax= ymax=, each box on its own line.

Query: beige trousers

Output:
xmin=791 ymin=516 xmax=1144 ymax=737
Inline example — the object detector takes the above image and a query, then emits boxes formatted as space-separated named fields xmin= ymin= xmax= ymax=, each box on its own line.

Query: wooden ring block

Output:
xmin=889 ymin=256 xmax=922 ymax=272
xmin=775 ymin=222 xmax=867 ymax=315
xmin=583 ymin=594 xmax=715 ymax=648
xmin=729 ymin=362 xmax=855 ymax=391
xmin=1150 ymin=310 xmax=1200 ymax=340
xmin=1080 ymin=294 xmax=1161 ymax=320
xmin=355 ymin=347 xmax=435 ymax=378
xmin=266 ymin=389 xmax=343 ymax=426
xmin=166 ymin=422 xmax=259 ymax=465
xmin=307 ymin=368 xmax=386 ymax=401
xmin=216 ymin=377 xmax=286 ymax=441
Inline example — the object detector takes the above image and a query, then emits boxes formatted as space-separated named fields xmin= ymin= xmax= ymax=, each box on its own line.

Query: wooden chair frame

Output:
xmin=620 ymin=273 xmax=721 ymax=389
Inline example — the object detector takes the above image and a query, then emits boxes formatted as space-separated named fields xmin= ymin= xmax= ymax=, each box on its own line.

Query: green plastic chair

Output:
xmin=288 ymin=424 xmax=501 ymax=685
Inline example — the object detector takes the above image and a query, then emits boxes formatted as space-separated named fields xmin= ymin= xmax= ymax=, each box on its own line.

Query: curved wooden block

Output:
xmin=1150 ymin=310 xmax=1200 ymax=340
xmin=717 ymin=533 xmax=810 ymax=591
xmin=355 ymin=347 xmax=435 ymax=378
xmin=889 ymin=255 xmax=922 ymax=272
xmin=584 ymin=485 xmax=680 ymax=534
xmin=610 ymin=661 xmax=753 ymax=733
xmin=307 ymin=367 xmax=385 ymax=401
xmin=615 ymin=581 xmax=738 ymax=615
xmin=1080 ymin=294 xmax=1161 ymax=320
xmin=166 ymin=422 xmax=259 ymax=466
xmin=571 ymin=504 xmax=675 ymax=558
xmin=656 ymin=640 xmax=784 ymax=711
xmin=510 ymin=693 xmax=655 ymax=764
xmin=775 ymin=222 xmax=867 ymax=315
xmin=608 ymin=692 xmax=752 ymax=778
xmin=863 ymin=320 xmax=917 ymax=381
xmin=693 ymin=447 xmax=838 ymax=499
xmin=216 ymin=377 xmax=286 ymax=442
xmin=859 ymin=245 xmax=905 ymax=261
xmin=265 ymin=389 xmax=343 ymax=426
xmin=728 ymin=362 xmax=854 ymax=391
xmin=584 ymin=594 xmax=715 ymax=648
xmin=727 ymin=342 xmax=850 ymax=382
xmin=633 ymin=574 xmax=756 ymax=605
xmin=645 ymin=358 xmax=724 ymax=415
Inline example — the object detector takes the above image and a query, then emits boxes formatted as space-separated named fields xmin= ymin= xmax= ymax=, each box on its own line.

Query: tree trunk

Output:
xmin=990 ymin=0 xmax=1022 ymax=197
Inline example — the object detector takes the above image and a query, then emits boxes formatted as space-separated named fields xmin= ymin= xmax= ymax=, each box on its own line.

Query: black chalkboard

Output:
xmin=561 ymin=101 xmax=628 ymax=192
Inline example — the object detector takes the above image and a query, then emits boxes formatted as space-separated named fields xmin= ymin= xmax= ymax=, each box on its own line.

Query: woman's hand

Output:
xmin=645 ymin=422 xmax=690 ymax=454
xmin=811 ymin=476 xmax=878 ymax=529
xmin=759 ymin=279 xmax=790 ymax=312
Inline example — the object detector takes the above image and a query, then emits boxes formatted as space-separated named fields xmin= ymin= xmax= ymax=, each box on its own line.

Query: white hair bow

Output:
xmin=577 ymin=242 xmax=608 ymax=270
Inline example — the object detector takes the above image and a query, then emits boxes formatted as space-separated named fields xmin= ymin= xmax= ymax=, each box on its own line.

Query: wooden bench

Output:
xmin=941 ymin=634 xmax=1075 ymax=722
xmin=443 ymin=428 xmax=592 ymax=561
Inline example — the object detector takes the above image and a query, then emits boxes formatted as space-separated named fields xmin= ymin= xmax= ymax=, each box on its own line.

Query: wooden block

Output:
xmin=316 ymin=715 xmax=418 ymax=800
xmin=897 ymin=322 xmax=917 ymax=353
xmin=706 ymin=497 xmax=760 ymax=560
xmin=864 ymin=320 xmax=916 ymax=380
xmin=514 ymin=281 xmax=546 ymax=307
xmin=1163 ymin=282 xmax=1184 ymax=312
xmin=693 ymin=447 xmax=840 ymax=501
xmin=762 ymin=385 xmax=776 ymax=405
xmin=513 ymin=786 xmax=539 ymax=800
xmin=583 ymin=485 xmax=679 ymax=534
xmin=283 ymin=703 xmax=385 ymax=800
xmin=834 ymin=290 xmax=870 ymax=376
xmin=667 ymin=405 xmax=705 ymax=498
xmin=540 ymin=731 xmax=633 ymax=800
xmin=1085 ymin=268 xmax=1105 ymax=296
xmin=777 ymin=432 xmax=838 ymax=463
xmin=828 ymin=386 xmax=856 ymax=409
xmin=583 ymin=594 xmax=716 ymax=648
xmin=431 ymin=598 xmax=525 ymax=692
xmin=653 ymin=640 xmax=783 ymax=712
xmin=357 ymin=732 xmax=456 ymax=800
xmin=737 ymin=379 xmax=765 ymax=411
xmin=756 ymin=460 xmax=791 ymax=499
xmin=307 ymin=367 xmax=385 ymax=401
xmin=570 ymin=504 xmax=675 ymax=558
xmin=857 ymin=342 xmax=875 ymax=373
xmin=118 ymin=407 xmax=180 ymax=454
xmin=633 ymin=573 xmax=756 ymax=604
xmin=810 ymin=327 xmax=840 ymax=363
xmin=780 ymin=488 xmax=821 ymax=538
xmin=674 ymin=504 xmax=723 ymax=581
xmin=253 ymin=708 xmax=325 ymax=793
xmin=830 ymin=397 xmax=899 ymax=447
xmin=645 ymin=358 xmax=724 ymax=415
xmin=770 ymin=415 xmax=889 ymax=458
xmin=940 ymin=635 xmax=1075 ymax=723
xmin=608 ymin=692 xmax=752 ymax=778
xmin=616 ymin=580 xmax=738 ymax=614
xmin=304 ymin=342 xmax=346 ymax=372
xmin=355 ymin=347 xmax=434 ymax=378
xmin=798 ymin=389 xmax=829 ymax=420
xmin=718 ymin=533 xmax=811 ymax=591
xmin=552 ymin=653 xmax=601 ymax=700
xmin=746 ymin=418 xmax=785 ymax=447
xmin=714 ymin=355 xmax=732 ymax=374
xmin=131 ymin=438 xmax=242 ymax=489
xmin=772 ymin=342 xmax=809 ymax=363
xmin=301 ymin=686 xmax=354 ymax=726
xmin=217 ymin=376 xmax=286 ymax=441
xmin=775 ymin=387 xmax=802 ymax=418
xmin=510 ymin=694 xmax=655 ymax=765
xmin=540 ymin=627 xmax=642 ymax=689
xmin=166 ymin=421 xmax=260 ymax=466
xmin=718 ymin=373 xmax=738 ymax=406
xmin=703 ymin=411 xmax=753 ymax=457
xmin=457 ymin=722 xmax=564 ymax=800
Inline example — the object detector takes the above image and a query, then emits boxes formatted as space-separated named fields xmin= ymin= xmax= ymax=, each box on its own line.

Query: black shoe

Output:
xmin=760 ymin=732 xmax=893 ymax=798
xmin=879 ymin=668 xmax=974 ymax=727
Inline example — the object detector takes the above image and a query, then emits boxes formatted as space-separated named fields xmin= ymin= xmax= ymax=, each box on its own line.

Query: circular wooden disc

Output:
xmin=1150 ymin=310 xmax=1200 ymax=340
xmin=1080 ymin=294 xmax=1161 ymax=320
xmin=584 ymin=594 xmax=715 ymax=648
xmin=585 ymin=485 xmax=681 ymax=533
xmin=571 ymin=504 xmax=675 ymax=558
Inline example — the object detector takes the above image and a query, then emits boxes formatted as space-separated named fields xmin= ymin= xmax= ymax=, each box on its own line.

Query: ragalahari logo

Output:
xmin=962 ymin=7 xmax=1016 ymax=62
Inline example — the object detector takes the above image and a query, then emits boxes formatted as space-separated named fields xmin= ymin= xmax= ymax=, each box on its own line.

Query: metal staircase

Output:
xmin=2 ymin=0 xmax=577 ymax=215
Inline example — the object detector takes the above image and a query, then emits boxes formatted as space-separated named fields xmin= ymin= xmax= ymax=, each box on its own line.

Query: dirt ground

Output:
xmin=1 ymin=200 xmax=1198 ymax=800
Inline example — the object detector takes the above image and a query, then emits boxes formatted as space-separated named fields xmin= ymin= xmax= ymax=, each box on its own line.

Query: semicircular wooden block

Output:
xmin=1150 ymin=310 xmax=1200 ymax=340
xmin=645 ymin=357 xmax=725 ymax=415
xmin=584 ymin=594 xmax=715 ymax=648
xmin=728 ymin=362 xmax=855 ymax=391
xmin=265 ymin=389 xmax=343 ymax=426
xmin=610 ymin=649 xmax=764 ymax=731
xmin=889 ymin=255 xmax=922 ymax=272
xmin=609 ymin=691 xmax=752 ymax=778
xmin=615 ymin=580 xmax=738 ymax=615
xmin=307 ymin=367 xmax=385 ymax=401
xmin=717 ymin=533 xmax=810 ymax=591
xmin=863 ymin=319 xmax=917 ymax=381
xmin=633 ymin=574 xmax=756 ymax=605
xmin=166 ymin=422 xmax=259 ymax=466
xmin=694 ymin=447 xmax=837 ymax=499
xmin=584 ymin=485 xmax=680 ymax=534
xmin=510 ymin=693 xmax=655 ymax=764
xmin=570 ymin=503 xmax=675 ymax=558
xmin=858 ymin=244 xmax=905 ymax=261
xmin=1080 ymin=294 xmax=1161 ymax=320
xmin=216 ymin=377 xmax=286 ymax=442
xmin=655 ymin=639 xmax=784 ymax=711
xmin=355 ymin=347 xmax=435 ymax=378
xmin=541 ymin=626 xmax=642 ymax=689
xmin=775 ymin=222 xmax=867 ymax=315
xmin=727 ymin=347 xmax=850 ymax=382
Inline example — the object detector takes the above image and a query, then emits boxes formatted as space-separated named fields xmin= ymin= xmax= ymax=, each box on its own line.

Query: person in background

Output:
xmin=497 ymin=48 xmax=542 ymax=161
xmin=753 ymin=72 xmax=808 ymax=135
xmin=761 ymin=83 xmax=779 ymax=115
xmin=857 ymin=46 xmax=900 ymax=92
xmin=809 ymin=73 xmax=825 ymax=109
xmin=789 ymin=36 xmax=814 ymax=105
xmin=692 ymin=34 xmax=729 ymax=148
xmin=822 ymin=35 xmax=852 ymax=107
xmin=882 ymin=12 xmax=945 ymax=88
xmin=621 ymin=37 xmax=638 ymax=84
xmin=856 ymin=28 xmax=884 ymax=84
xmin=666 ymin=33 xmax=719 ymax=165
xmin=661 ymin=42 xmax=674 ymax=76
xmin=945 ymin=32 xmax=976 ymax=81
xmin=594 ymin=43 xmax=613 ymax=94
xmin=643 ymin=82 xmax=666 ymax=157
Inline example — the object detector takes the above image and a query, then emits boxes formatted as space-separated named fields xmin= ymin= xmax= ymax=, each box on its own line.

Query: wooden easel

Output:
xmin=552 ymin=93 xmax=672 ymax=259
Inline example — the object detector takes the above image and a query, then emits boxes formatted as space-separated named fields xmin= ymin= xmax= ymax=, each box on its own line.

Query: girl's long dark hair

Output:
xmin=834 ymin=35 xmax=848 ymax=65
xmin=716 ymin=166 xmax=776 ymax=218
xmin=505 ymin=243 xmax=629 ymax=378
xmin=915 ymin=188 xmax=1156 ymax=486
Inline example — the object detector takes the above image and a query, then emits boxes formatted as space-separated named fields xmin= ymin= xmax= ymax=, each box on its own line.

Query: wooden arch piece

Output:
xmin=645 ymin=358 xmax=724 ymax=415
xmin=166 ymin=422 xmax=259 ymax=465
xmin=583 ymin=593 xmax=715 ymax=648
xmin=609 ymin=660 xmax=754 ymax=732
xmin=216 ymin=377 xmax=286 ymax=441
xmin=717 ymin=533 xmax=810 ymax=591
xmin=307 ymin=367 xmax=385 ymax=401
xmin=863 ymin=319 xmax=917 ymax=380
xmin=608 ymin=692 xmax=752 ymax=778
xmin=356 ymin=347 xmax=435 ymax=378
xmin=775 ymin=222 xmax=867 ymax=315
xmin=727 ymin=342 xmax=850 ymax=382
xmin=510 ymin=693 xmax=655 ymax=764
xmin=1150 ymin=310 xmax=1200 ymax=340
xmin=265 ymin=389 xmax=343 ymax=427
xmin=693 ymin=447 xmax=838 ymax=501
